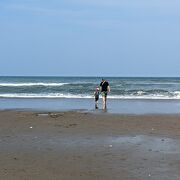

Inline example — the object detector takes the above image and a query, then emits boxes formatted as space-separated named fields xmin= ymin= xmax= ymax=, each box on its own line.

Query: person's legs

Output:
xmin=95 ymin=99 xmax=98 ymax=109
xmin=102 ymin=94 xmax=107 ymax=109
xmin=103 ymin=96 xmax=107 ymax=109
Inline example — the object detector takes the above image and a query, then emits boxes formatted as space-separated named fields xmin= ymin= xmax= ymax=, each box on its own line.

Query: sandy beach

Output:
xmin=0 ymin=110 xmax=180 ymax=180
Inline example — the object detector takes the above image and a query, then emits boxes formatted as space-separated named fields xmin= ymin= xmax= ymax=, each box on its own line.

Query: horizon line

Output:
xmin=1 ymin=75 xmax=180 ymax=78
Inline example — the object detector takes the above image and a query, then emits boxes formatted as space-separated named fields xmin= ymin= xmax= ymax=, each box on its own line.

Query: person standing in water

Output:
xmin=94 ymin=87 xmax=100 ymax=109
xmin=100 ymin=78 xmax=110 ymax=109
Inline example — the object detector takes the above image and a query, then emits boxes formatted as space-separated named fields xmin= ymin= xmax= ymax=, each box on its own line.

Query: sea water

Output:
xmin=1 ymin=76 xmax=180 ymax=113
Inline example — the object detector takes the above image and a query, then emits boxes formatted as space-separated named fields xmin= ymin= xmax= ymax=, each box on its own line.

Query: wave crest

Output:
xmin=1 ymin=92 xmax=180 ymax=99
xmin=0 ymin=83 xmax=69 ymax=87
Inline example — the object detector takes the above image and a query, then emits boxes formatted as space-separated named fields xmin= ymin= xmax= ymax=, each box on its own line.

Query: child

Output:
xmin=94 ymin=87 xmax=100 ymax=109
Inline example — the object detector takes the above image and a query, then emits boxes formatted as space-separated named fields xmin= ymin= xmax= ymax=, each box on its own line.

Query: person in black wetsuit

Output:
xmin=100 ymin=78 xmax=110 ymax=109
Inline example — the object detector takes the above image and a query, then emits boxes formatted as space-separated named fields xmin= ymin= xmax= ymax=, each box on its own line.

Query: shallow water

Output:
xmin=1 ymin=98 xmax=180 ymax=114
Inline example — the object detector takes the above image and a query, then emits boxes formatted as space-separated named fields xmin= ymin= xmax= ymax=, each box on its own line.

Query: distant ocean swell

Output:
xmin=1 ymin=77 xmax=180 ymax=100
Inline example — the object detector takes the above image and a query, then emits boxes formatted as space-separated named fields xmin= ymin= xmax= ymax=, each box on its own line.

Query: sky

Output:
xmin=0 ymin=0 xmax=180 ymax=77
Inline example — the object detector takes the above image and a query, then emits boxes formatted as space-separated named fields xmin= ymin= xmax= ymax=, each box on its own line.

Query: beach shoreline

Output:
xmin=1 ymin=110 xmax=180 ymax=179
xmin=1 ymin=98 xmax=180 ymax=114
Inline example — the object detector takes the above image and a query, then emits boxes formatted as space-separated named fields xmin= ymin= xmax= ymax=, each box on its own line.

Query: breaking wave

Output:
xmin=0 ymin=83 xmax=69 ymax=87
xmin=1 ymin=92 xmax=180 ymax=99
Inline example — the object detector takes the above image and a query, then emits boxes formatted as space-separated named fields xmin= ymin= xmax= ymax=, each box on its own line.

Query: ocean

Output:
xmin=1 ymin=76 xmax=180 ymax=113
xmin=1 ymin=76 xmax=180 ymax=99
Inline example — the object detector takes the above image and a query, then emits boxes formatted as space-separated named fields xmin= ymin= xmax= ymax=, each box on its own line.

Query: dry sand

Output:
xmin=0 ymin=110 xmax=180 ymax=180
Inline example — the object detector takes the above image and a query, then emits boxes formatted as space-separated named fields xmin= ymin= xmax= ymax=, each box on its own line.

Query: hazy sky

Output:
xmin=0 ymin=0 xmax=180 ymax=76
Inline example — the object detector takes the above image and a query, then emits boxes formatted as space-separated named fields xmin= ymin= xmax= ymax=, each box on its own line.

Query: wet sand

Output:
xmin=0 ymin=110 xmax=180 ymax=180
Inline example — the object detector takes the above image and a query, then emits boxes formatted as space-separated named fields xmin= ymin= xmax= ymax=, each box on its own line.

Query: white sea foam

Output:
xmin=0 ymin=93 xmax=180 ymax=99
xmin=0 ymin=83 xmax=69 ymax=87
xmin=137 ymin=91 xmax=144 ymax=95
xmin=108 ymin=95 xmax=179 ymax=100
xmin=0 ymin=93 xmax=92 ymax=99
